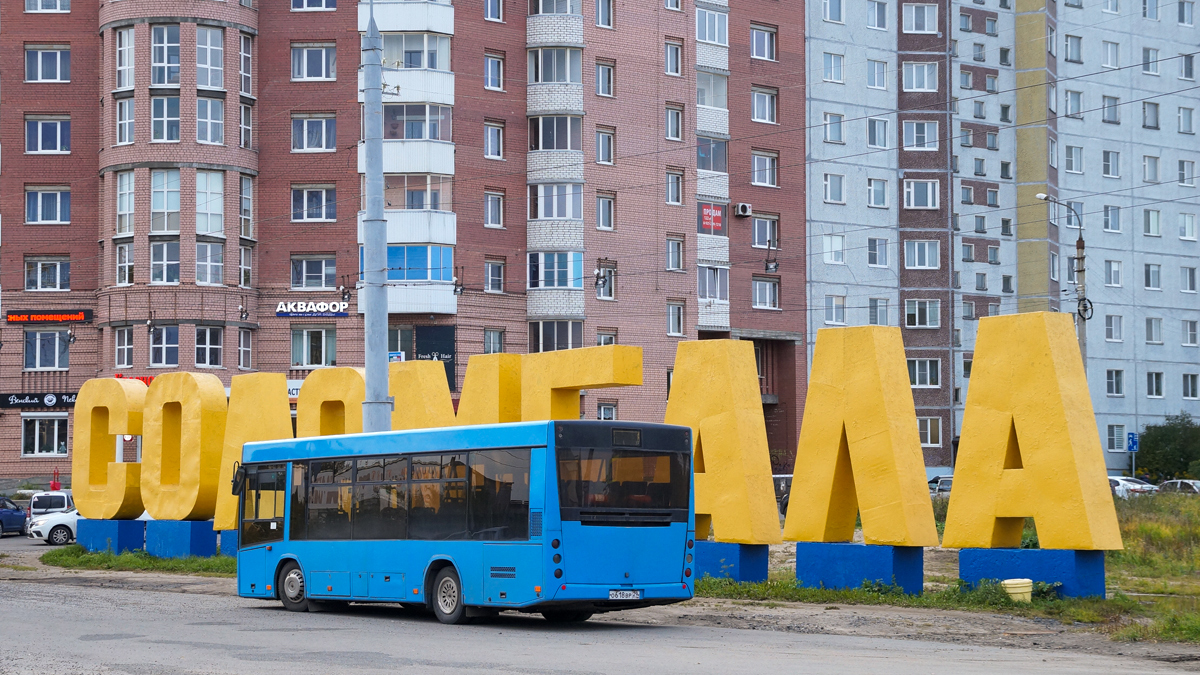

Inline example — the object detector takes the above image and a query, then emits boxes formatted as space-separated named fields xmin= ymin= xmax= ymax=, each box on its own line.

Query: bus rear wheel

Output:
xmin=541 ymin=610 xmax=593 ymax=623
xmin=432 ymin=567 xmax=470 ymax=625
xmin=277 ymin=561 xmax=310 ymax=613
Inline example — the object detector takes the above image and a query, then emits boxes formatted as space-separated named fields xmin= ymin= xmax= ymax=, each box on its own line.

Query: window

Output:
xmin=664 ymin=42 xmax=681 ymax=76
xmin=960 ymin=127 xmax=974 ymax=147
xmin=486 ymin=0 xmax=502 ymax=19
xmin=485 ymin=192 xmax=504 ymax=228
xmin=193 ymin=171 xmax=224 ymax=235
xmin=382 ymin=173 xmax=449 ymax=212
xmin=530 ymin=0 xmax=581 ymax=13
xmin=239 ymin=246 xmax=252 ymax=288
xmin=960 ymin=12 xmax=972 ymax=31
xmin=1106 ymin=425 xmax=1126 ymax=451
xmin=116 ymin=99 xmax=134 ymax=145
xmin=751 ymin=216 xmax=779 ymax=249
xmin=918 ymin=418 xmax=941 ymax=447
xmin=665 ymin=107 xmax=683 ymax=140
xmin=597 ymin=403 xmax=617 ymax=421
xmin=666 ymin=238 xmax=684 ymax=270
xmin=1107 ymin=370 xmax=1124 ymax=396
xmin=753 ymin=278 xmax=780 ymax=309
xmin=596 ymin=194 xmax=614 ymax=229
xmin=822 ymin=113 xmax=845 ymax=143
xmin=696 ymin=9 xmax=729 ymax=45
xmin=903 ymin=4 xmax=937 ymax=32
xmin=25 ymin=48 xmax=70 ymax=82
xmin=1145 ymin=102 xmax=1161 ymax=129
xmin=697 ymin=266 xmax=729 ymax=301
xmin=860 ymin=237 xmax=887 ymax=267
xmin=1106 ymin=315 xmax=1123 ymax=341
xmin=974 ymin=272 xmax=987 ymax=290
xmin=903 ymin=121 xmax=937 ymax=150
xmin=292 ymin=116 xmax=336 ymax=152
xmin=1185 ymin=374 xmax=1200 ymax=399
xmin=868 ymin=178 xmax=888 ymax=207
xmin=903 ymin=180 xmax=939 ymax=209
xmin=986 ymin=131 xmax=998 ymax=150
xmin=292 ymin=328 xmax=336 ymax=367
xmin=1064 ymin=145 xmax=1082 ymax=173
xmin=197 ymin=99 xmax=224 ymax=144
xmin=1001 ymin=162 xmax=1012 ymax=179
xmin=666 ymin=171 xmax=683 ymax=204
xmin=116 ymin=243 xmax=134 ymax=285
xmin=152 ymin=26 xmax=180 ymax=86
xmin=1186 ymin=320 xmax=1200 ymax=345
xmin=1182 ymin=266 xmax=1197 ymax=292
xmin=905 ymin=299 xmax=940 ymax=328
xmin=25 ymin=258 xmax=69 ymax=291
xmin=868 ymin=0 xmax=887 ymax=28
xmin=1145 ymin=155 xmax=1161 ymax=182
xmin=527 ymin=251 xmax=584 ymax=288
xmin=485 ymin=124 xmax=504 ymax=158
xmin=240 ymin=35 xmax=252 ymax=95
xmin=383 ymin=104 xmax=452 ymax=141
xmin=1103 ymin=150 xmax=1120 ymax=177
xmin=666 ymin=0 xmax=680 ymax=8
xmin=868 ymin=60 xmax=887 ymax=89
xmin=823 ymin=174 xmax=844 ymax=203
xmin=1145 ymin=0 xmax=1160 ymax=19
xmin=1184 ymin=0 xmax=1197 ymax=24
xmin=1184 ymin=213 xmax=1198 ymax=239
xmin=908 ymin=359 xmax=940 ymax=387
xmin=528 ymin=184 xmax=583 ymax=219
xmin=973 ymin=44 xmax=985 ymax=62
xmin=974 ymin=158 xmax=986 ymax=175
xmin=973 ymin=100 xmax=986 ymax=119
xmin=1184 ymin=54 xmax=1197 ymax=80
xmin=1064 ymin=35 xmax=1082 ymax=63
xmin=865 ymin=118 xmax=889 ymax=148
xmin=150 ymin=241 xmax=180 ymax=283
xmin=753 ymin=153 xmax=779 ymax=187
xmin=239 ymin=175 xmax=254 ymax=237
xmin=1182 ymin=160 xmax=1197 ymax=186
xmin=869 ymin=298 xmax=889 ymax=325
xmin=824 ymin=295 xmax=846 ymax=324
xmin=239 ymin=329 xmax=252 ymax=369
xmin=1145 ymin=209 xmax=1161 ymax=236
xmin=383 ymin=34 xmax=450 ymax=70
xmin=151 ymin=96 xmax=180 ymax=141
xmin=903 ymin=62 xmax=937 ymax=92
xmin=1064 ymin=90 xmax=1083 ymax=119
xmin=196 ymin=327 xmax=223 ymax=367
xmin=999 ymin=48 xmax=1012 ymax=66
xmin=21 ymin=417 xmax=68 ymax=457
xmin=1105 ymin=260 xmax=1122 ymax=286
xmin=374 ymin=245 xmax=455 ymax=282
xmin=116 ymin=28 xmax=134 ymax=89
xmin=823 ymin=234 xmax=845 ymax=264
xmin=484 ymin=329 xmax=504 ymax=354
xmin=240 ymin=105 xmax=253 ymax=149
xmin=291 ymin=257 xmax=336 ymax=289
xmin=485 ymin=261 xmax=505 ymax=293
xmin=1066 ymin=201 xmax=1083 ymax=229
xmin=196 ymin=27 xmax=223 ymax=89
xmin=25 ymin=117 xmax=70 ymax=153
xmin=751 ymin=26 xmax=777 ymax=59
xmin=1147 ymin=317 xmax=1164 ymax=343
xmin=667 ymin=304 xmax=685 ymax=335
xmin=960 ymin=69 xmax=973 ymax=89
xmin=697 ymin=138 xmax=727 ymax=172
xmin=596 ymin=62 xmax=613 ymax=96
xmin=292 ymin=187 xmax=337 ymax=221
xmin=1001 ymin=218 xmax=1013 ymax=235
xmin=115 ymin=327 xmax=134 ymax=367
xmin=752 ymin=90 xmax=778 ymax=124
xmin=697 ymin=72 xmax=728 ymax=109
xmin=293 ymin=0 xmax=337 ymax=9
xmin=485 ymin=55 xmax=504 ymax=90
xmin=1104 ymin=206 xmax=1121 ymax=232
xmin=596 ymin=0 xmax=613 ymax=27
xmin=824 ymin=53 xmax=844 ymax=82
xmin=823 ymin=0 xmax=843 ymax=21
xmin=291 ymin=45 xmax=336 ymax=80
xmin=1102 ymin=96 xmax=1120 ymax=123
xmin=1145 ymin=263 xmax=1162 ymax=290
xmin=1050 ymin=251 xmax=1060 ymax=280
xmin=196 ymin=243 xmax=224 ymax=285
xmin=528 ymin=116 xmax=582 ymax=152
xmin=25 ymin=188 xmax=70 ymax=224
xmin=1183 ymin=107 xmax=1196 ymax=133
xmin=150 ymin=326 xmax=180 ymax=367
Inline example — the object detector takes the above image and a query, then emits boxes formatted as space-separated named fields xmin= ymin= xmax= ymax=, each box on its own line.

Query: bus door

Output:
xmin=238 ymin=463 xmax=287 ymax=596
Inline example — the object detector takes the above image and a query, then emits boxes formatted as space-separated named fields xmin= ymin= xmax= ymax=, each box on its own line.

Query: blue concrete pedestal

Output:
xmin=959 ymin=548 xmax=1105 ymax=598
xmin=795 ymin=542 xmax=925 ymax=595
xmin=218 ymin=530 xmax=238 ymax=557
xmin=694 ymin=541 xmax=769 ymax=582
xmin=76 ymin=519 xmax=145 ymax=553
xmin=145 ymin=520 xmax=217 ymax=558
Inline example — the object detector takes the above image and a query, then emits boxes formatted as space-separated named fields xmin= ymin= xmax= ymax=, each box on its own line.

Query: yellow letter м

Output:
xmin=72 ymin=378 xmax=148 ymax=520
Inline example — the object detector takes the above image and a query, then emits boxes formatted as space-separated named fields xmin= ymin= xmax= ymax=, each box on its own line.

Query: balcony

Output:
xmin=527 ymin=219 xmax=584 ymax=250
xmin=698 ymin=299 xmax=730 ymax=330
xmin=696 ymin=169 xmax=729 ymax=200
xmin=378 ymin=283 xmax=457 ymax=314
xmin=359 ymin=69 xmax=455 ymax=106
xmin=696 ymin=106 xmax=729 ymax=136
xmin=697 ymin=233 xmax=729 ymax=264
xmin=527 ymin=287 xmax=585 ymax=318
xmin=528 ymin=150 xmax=584 ymax=182
xmin=696 ymin=42 xmax=728 ymax=71
xmin=527 ymin=83 xmax=584 ymax=115
xmin=526 ymin=14 xmax=584 ymax=47
xmin=358 ymin=0 xmax=454 ymax=35
xmin=357 ymin=209 xmax=456 ymax=245
xmin=359 ymin=139 xmax=454 ymax=174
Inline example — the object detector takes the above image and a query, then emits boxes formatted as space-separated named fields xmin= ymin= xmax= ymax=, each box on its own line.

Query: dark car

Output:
xmin=773 ymin=474 xmax=793 ymax=515
xmin=0 ymin=497 xmax=27 ymax=536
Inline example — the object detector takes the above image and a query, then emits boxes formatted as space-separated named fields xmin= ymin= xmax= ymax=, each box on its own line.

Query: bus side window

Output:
xmin=353 ymin=456 xmax=408 ymax=540
xmin=289 ymin=462 xmax=307 ymax=541
xmin=241 ymin=465 xmax=286 ymax=547
xmin=307 ymin=460 xmax=353 ymax=540
xmin=468 ymin=449 xmax=531 ymax=541
xmin=409 ymin=453 xmax=468 ymax=541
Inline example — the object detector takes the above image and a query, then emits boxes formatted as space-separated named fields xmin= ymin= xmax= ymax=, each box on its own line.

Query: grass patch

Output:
xmin=1108 ymin=494 xmax=1200 ymax=579
xmin=41 ymin=545 xmax=236 ymax=577
xmin=1113 ymin=611 xmax=1200 ymax=643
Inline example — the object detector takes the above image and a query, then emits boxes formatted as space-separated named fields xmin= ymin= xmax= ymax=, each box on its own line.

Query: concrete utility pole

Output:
xmin=1037 ymin=193 xmax=1089 ymax=366
xmin=361 ymin=1 xmax=391 ymax=433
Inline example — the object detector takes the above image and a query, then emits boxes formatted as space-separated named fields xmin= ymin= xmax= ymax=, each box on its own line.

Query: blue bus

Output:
xmin=234 ymin=420 xmax=696 ymax=624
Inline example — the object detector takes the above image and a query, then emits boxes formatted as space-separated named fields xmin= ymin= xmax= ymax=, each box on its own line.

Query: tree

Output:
xmin=1136 ymin=413 xmax=1200 ymax=479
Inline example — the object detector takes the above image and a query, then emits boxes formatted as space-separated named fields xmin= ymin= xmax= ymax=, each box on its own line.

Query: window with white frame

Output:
xmin=597 ymin=0 xmax=613 ymax=26
xmin=1145 ymin=101 xmax=1161 ymax=129
xmin=196 ymin=327 xmax=222 ymax=367
xmin=1185 ymin=373 xmax=1199 ymax=399
xmin=24 ymin=329 xmax=70 ymax=370
xmin=485 ymin=261 xmax=505 ymax=293
xmin=869 ymin=298 xmax=888 ymax=325
xmin=151 ymin=25 xmax=180 ymax=86
xmin=485 ymin=192 xmax=504 ymax=227
xmin=529 ymin=321 xmax=585 ymax=352
xmin=151 ymin=97 xmax=180 ymax=141
xmin=1103 ymin=41 xmax=1119 ymax=67
xmin=1065 ymin=145 xmax=1082 ymax=173
xmin=116 ymin=243 xmax=134 ymax=285
xmin=25 ymin=47 xmax=70 ymax=82
xmin=905 ymin=240 xmax=938 ymax=269
xmin=596 ymin=194 xmax=615 ymax=229
xmin=292 ymin=115 xmax=336 ymax=152
xmin=1147 ymin=317 xmax=1164 ymax=343
xmin=1106 ymin=315 xmax=1124 ymax=341
xmin=1184 ymin=213 xmax=1198 ymax=239
xmin=751 ymin=25 xmax=777 ymax=58
xmin=116 ymin=99 xmax=134 ymax=145
xmin=1104 ymin=205 xmax=1121 ymax=232
xmin=902 ymin=120 xmax=937 ymax=150
xmin=1182 ymin=266 xmax=1197 ymax=292
xmin=239 ymin=329 xmax=252 ymax=369
xmin=293 ymin=0 xmax=337 ymax=9
xmin=823 ymin=234 xmax=845 ymax=264
xmin=1145 ymin=0 xmax=1160 ymax=19
xmin=1182 ymin=53 xmax=1196 ymax=79
xmin=903 ymin=4 xmax=937 ymax=32
xmin=908 ymin=358 xmax=940 ymax=387
xmin=918 ymin=417 xmax=941 ymax=447
xmin=596 ymin=129 xmax=614 ymax=164
xmin=868 ymin=0 xmax=887 ymax=28
xmin=292 ymin=327 xmax=336 ymax=367
xmin=868 ymin=178 xmax=888 ymax=208
xmin=1145 ymin=155 xmax=1161 ymax=182
xmin=1183 ymin=107 xmax=1196 ymax=133
xmin=824 ymin=113 xmax=844 ymax=143
xmin=596 ymin=62 xmax=614 ymax=96
xmin=530 ymin=0 xmax=581 ymax=13
xmin=1185 ymin=320 xmax=1199 ymax=345
xmin=666 ymin=171 xmax=683 ymax=204
xmin=528 ymin=184 xmax=583 ymax=219
xmin=150 ymin=241 xmax=180 ymax=283
xmin=664 ymin=42 xmax=681 ymax=76
xmin=21 ymin=416 xmax=68 ymax=456
xmin=665 ymin=106 xmax=683 ymax=140
xmin=484 ymin=329 xmax=504 ymax=354
xmin=1105 ymin=259 xmax=1122 ymax=286
xmin=239 ymin=175 xmax=254 ymax=237
xmin=196 ymin=27 xmax=223 ymax=89
xmin=697 ymin=72 xmax=728 ymax=109
xmin=485 ymin=55 xmax=504 ymax=90
xmin=527 ymin=251 xmax=584 ymax=288
xmin=196 ymin=243 xmax=223 ymax=285
xmin=291 ymin=256 xmax=336 ymax=289
xmin=1145 ymin=263 xmax=1162 ymax=290
xmin=753 ymin=216 xmax=778 ymax=249
xmin=753 ymin=278 xmax=780 ymax=309
xmin=823 ymin=53 xmax=844 ymax=82
xmin=1106 ymin=424 xmax=1126 ymax=450
xmin=823 ymin=174 xmax=844 ymax=203
xmin=240 ymin=105 xmax=252 ymax=149
xmin=1103 ymin=150 xmax=1120 ymax=177
xmin=196 ymin=171 xmax=224 ymax=234
xmin=824 ymin=0 xmax=843 ymax=21
xmin=868 ymin=60 xmax=887 ymax=89
xmin=697 ymin=266 xmax=729 ymax=301
xmin=116 ymin=28 xmax=134 ymax=89
xmin=696 ymin=9 xmax=729 ymax=45
xmin=25 ymin=188 xmax=70 ymax=224
xmin=239 ymin=246 xmax=252 ymax=288
xmin=667 ymin=303 xmax=685 ymax=335
xmin=485 ymin=0 xmax=502 ymax=20
xmin=1145 ymin=209 xmax=1161 ymax=236
xmin=485 ymin=123 xmax=504 ymax=159
xmin=753 ymin=89 xmax=778 ymax=123
xmin=528 ymin=116 xmax=581 ymax=150
xmin=666 ymin=237 xmax=684 ymax=270
xmin=867 ymin=118 xmax=888 ymax=148
xmin=291 ymin=44 xmax=336 ymax=80
xmin=240 ymin=35 xmax=252 ymax=95
xmin=904 ymin=180 xmax=939 ymax=209
xmin=25 ymin=257 xmax=69 ymax=291
xmin=753 ymin=153 xmax=778 ymax=186
xmin=115 ymin=327 xmax=133 ymax=367
xmin=292 ymin=187 xmax=336 ymax=221
xmin=697 ymin=137 xmax=727 ymax=172
xmin=25 ymin=117 xmax=70 ymax=153
xmin=824 ymin=295 xmax=846 ymax=324
xmin=905 ymin=299 xmax=940 ymax=327
xmin=1183 ymin=0 xmax=1197 ymax=24
xmin=1102 ymin=95 xmax=1120 ymax=123
xmin=868 ymin=237 xmax=888 ymax=266
xmin=1181 ymin=160 xmax=1196 ymax=185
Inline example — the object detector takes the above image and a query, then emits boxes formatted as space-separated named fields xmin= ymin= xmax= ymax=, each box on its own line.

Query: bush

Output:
xmin=1136 ymin=413 xmax=1200 ymax=479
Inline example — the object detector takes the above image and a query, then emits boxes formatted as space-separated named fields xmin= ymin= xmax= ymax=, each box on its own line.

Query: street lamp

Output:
xmin=1035 ymin=193 xmax=1090 ymax=364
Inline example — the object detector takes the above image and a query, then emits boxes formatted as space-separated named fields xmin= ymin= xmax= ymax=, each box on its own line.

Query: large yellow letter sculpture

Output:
xmin=213 ymin=373 xmax=295 ymax=531
xmin=783 ymin=327 xmax=938 ymax=547
xmin=942 ymin=312 xmax=1122 ymax=550
xmin=521 ymin=345 xmax=643 ymax=421
xmin=664 ymin=340 xmax=781 ymax=544
xmin=296 ymin=367 xmax=365 ymax=437
xmin=72 ymin=378 xmax=148 ymax=520
xmin=141 ymin=372 xmax=228 ymax=521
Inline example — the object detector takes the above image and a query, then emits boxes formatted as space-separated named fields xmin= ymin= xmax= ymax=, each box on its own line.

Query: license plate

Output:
xmin=608 ymin=589 xmax=641 ymax=600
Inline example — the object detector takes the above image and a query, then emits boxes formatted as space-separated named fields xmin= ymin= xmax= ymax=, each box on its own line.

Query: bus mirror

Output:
xmin=231 ymin=464 xmax=246 ymax=496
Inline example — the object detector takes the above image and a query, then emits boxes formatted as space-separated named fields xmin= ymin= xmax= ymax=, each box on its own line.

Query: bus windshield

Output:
xmin=557 ymin=448 xmax=689 ymax=513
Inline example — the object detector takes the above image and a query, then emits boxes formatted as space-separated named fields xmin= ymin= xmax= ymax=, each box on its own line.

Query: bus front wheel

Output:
xmin=277 ymin=561 xmax=310 ymax=613
xmin=542 ymin=611 xmax=593 ymax=623
xmin=432 ymin=567 xmax=470 ymax=625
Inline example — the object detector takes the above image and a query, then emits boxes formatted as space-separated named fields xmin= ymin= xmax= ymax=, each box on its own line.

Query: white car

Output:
xmin=27 ymin=508 xmax=80 ymax=546
xmin=1110 ymin=476 xmax=1159 ymax=499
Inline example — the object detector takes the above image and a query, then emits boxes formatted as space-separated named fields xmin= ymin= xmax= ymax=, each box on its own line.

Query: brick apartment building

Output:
xmin=0 ymin=0 xmax=807 ymax=482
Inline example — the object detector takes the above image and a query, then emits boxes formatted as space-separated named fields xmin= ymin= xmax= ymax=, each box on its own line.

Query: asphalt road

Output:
xmin=0 ymin=533 xmax=45 ymax=551
xmin=0 ymin=579 xmax=1188 ymax=675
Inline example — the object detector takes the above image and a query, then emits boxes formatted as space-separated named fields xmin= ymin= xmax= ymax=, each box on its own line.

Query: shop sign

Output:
xmin=275 ymin=301 xmax=350 ymax=318
xmin=0 ymin=392 xmax=77 ymax=408
xmin=415 ymin=325 xmax=455 ymax=386
xmin=6 ymin=309 xmax=93 ymax=324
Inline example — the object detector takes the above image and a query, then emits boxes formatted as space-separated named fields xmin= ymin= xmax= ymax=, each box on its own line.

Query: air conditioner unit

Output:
xmin=734 ymin=203 xmax=753 ymax=217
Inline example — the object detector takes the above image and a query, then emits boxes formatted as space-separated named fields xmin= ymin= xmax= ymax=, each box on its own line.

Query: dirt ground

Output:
xmin=3 ymin=543 xmax=1198 ymax=670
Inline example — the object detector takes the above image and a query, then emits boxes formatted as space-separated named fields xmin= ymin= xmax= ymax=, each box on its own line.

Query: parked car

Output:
xmin=773 ymin=474 xmax=793 ymax=515
xmin=27 ymin=491 xmax=73 ymax=519
xmin=0 ymin=497 xmax=28 ymax=536
xmin=27 ymin=508 xmax=80 ymax=546
xmin=1110 ymin=477 xmax=1158 ymax=499
xmin=929 ymin=475 xmax=953 ymax=497
xmin=1159 ymin=479 xmax=1200 ymax=494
